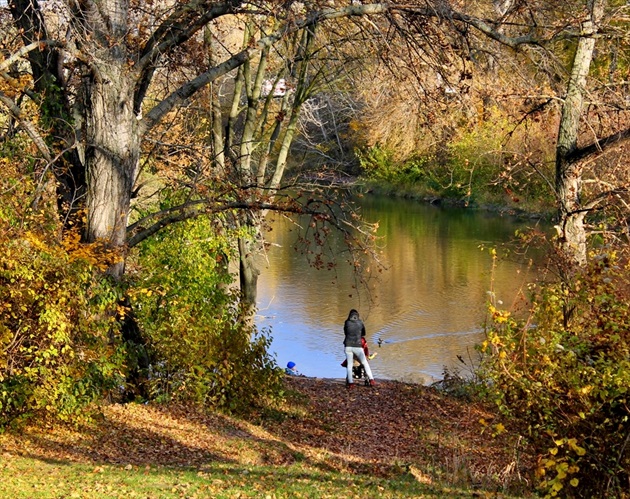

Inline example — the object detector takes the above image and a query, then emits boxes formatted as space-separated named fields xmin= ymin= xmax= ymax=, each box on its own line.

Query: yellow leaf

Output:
xmin=570 ymin=478 xmax=579 ymax=487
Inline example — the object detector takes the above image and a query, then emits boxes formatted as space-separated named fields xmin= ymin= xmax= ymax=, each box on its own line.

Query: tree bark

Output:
xmin=237 ymin=233 xmax=260 ymax=310
xmin=554 ymin=0 xmax=604 ymax=267
xmin=9 ymin=0 xmax=86 ymax=221
xmin=84 ymin=63 xmax=140 ymax=279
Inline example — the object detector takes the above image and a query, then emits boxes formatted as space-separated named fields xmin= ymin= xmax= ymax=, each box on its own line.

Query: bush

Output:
xmin=357 ymin=145 xmax=455 ymax=199
xmin=356 ymin=144 xmax=399 ymax=183
xmin=478 ymin=251 xmax=630 ymax=497
xmin=0 ymin=158 xmax=125 ymax=427
xmin=130 ymin=217 xmax=284 ymax=414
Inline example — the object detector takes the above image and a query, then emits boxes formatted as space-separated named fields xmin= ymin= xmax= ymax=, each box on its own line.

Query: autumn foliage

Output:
xmin=479 ymin=250 xmax=630 ymax=497
xmin=0 ymin=148 xmax=284 ymax=426
xmin=0 ymin=154 xmax=125 ymax=426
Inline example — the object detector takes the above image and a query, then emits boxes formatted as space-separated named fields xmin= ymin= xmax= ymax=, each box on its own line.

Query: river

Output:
xmin=256 ymin=195 xmax=546 ymax=384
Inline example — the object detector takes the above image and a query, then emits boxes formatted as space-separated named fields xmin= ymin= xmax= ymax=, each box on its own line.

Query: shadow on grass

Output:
xmin=0 ymin=376 xmax=534 ymax=497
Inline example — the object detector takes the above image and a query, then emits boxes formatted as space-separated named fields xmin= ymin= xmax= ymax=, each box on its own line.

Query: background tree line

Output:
xmin=1 ymin=0 xmax=630 ymax=495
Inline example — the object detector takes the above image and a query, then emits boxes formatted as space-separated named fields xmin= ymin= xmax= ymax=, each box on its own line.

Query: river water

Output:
xmin=256 ymin=195 xmax=546 ymax=384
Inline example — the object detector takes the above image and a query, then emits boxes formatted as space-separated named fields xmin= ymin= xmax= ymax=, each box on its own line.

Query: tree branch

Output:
xmin=139 ymin=3 xmax=392 ymax=133
xmin=133 ymin=0 xmax=241 ymax=113
xmin=139 ymin=0 xmax=566 ymax=134
xmin=568 ymin=128 xmax=630 ymax=164
xmin=0 ymin=40 xmax=64 ymax=73
xmin=140 ymin=49 xmax=253 ymax=133
xmin=127 ymin=196 xmax=318 ymax=248
xmin=582 ymin=186 xmax=629 ymax=212
xmin=0 ymin=91 xmax=52 ymax=162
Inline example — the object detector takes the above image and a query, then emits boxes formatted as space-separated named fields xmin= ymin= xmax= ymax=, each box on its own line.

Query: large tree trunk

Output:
xmin=84 ymin=66 xmax=140 ymax=279
xmin=82 ymin=56 xmax=145 ymax=393
xmin=554 ymin=0 xmax=604 ymax=267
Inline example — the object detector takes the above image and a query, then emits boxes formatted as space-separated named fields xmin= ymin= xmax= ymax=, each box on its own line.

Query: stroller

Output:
xmin=352 ymin=362 xmax=369 ymax=386
xmin=341 ymin=337 xmax=376 ymax=386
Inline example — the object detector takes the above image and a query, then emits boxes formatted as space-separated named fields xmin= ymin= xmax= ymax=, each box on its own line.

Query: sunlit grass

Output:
xmin=0 ymin=455 xmax=463 ymax=498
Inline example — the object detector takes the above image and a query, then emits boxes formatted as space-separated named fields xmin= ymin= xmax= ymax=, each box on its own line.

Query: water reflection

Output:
xmin=256 ymin=196 xmax=546 ymax=384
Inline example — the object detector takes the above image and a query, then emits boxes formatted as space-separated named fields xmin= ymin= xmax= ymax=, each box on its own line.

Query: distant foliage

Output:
xmin=356 ymin=106 xmax=554 ymax=211
xmin=0 ymin=156 xmax=125 ymax=427
xmin=130 ymin=216 xmax=284 ymax=414
xmin=446 ymin=107 xmax=554 ymax=207
xmin=356 ymin=145 xmax=399 ymax=183
xmin=478 ymin=251 xmax=630 ymax=497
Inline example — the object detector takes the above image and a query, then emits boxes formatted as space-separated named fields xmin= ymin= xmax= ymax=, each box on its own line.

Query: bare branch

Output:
xmin=582 ymin=186 xmax=630 ymax=212
xmin=0 ymin=91 xmax=52 ymax=162
xmin=133 ymin=0 xmax=240 ymax=112
xmin=126 ymin=192 xmax=352 ymax=248
xmin=568 ymin=128 xmax=630 ymax=164
xmin=0 ymin=40 xmax=63 ymax=73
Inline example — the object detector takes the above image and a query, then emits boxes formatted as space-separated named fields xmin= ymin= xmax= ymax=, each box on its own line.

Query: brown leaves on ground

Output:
xmin=268 ymin=378 xmax=535 ymax=489
xmin=0 ymin=377 xmax=534 ymax=492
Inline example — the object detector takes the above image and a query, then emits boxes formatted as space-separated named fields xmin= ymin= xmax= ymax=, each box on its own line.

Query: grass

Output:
xmin=0 ymin=378 xmax=535 ymax=498
xmin=0 ymin=457 xmax=446 ymax=498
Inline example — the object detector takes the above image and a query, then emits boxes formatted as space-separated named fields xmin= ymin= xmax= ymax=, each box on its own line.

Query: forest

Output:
xmin=1 ymin=0 xmax=629 ymax=496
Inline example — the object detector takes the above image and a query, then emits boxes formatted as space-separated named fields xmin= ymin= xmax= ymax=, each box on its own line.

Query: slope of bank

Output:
xmin=0 ymin=377 xmax=536 ymax=498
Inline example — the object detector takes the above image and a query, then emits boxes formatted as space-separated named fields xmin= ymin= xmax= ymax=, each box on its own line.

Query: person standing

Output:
xmin=343 ymin=309 xmax=376 ymax=388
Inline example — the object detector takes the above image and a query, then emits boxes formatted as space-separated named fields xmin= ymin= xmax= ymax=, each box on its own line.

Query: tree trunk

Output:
xmin=238 ymin=233 xmax=260 ymax=311
xmin=84 ymin=66 xmax=140 ymax=279
xmin=554 ymin=0 xmax=604 ymax=267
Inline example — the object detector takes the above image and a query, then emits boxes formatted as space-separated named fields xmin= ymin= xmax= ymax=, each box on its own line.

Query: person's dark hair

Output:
xmin=347 ymin=309 xmax=360 ymax=320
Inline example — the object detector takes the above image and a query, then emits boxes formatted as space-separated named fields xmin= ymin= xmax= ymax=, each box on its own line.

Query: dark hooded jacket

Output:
xmin=343 ymin=309 xmax=366 ymax=348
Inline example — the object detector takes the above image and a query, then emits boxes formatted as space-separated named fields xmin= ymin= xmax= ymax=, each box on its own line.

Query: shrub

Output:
xmin=0 ymin=158 xmax=125 ymax=427
xmin=130 ymin=217 xmax=284 ymax=414
xmin=356 ymin=144 xmax=399 ymax=183
xmin=478 ymin=251 xmax=630 ymax=497
xmin=357 ymin=145 xmax=458 ymax=199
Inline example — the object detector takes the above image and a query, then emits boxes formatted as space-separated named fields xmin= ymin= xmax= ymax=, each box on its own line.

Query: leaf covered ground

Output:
xmin=0 ymin=377 xmax=536 ymax=498
xmin=266 ymin=378 xmax=535 ymax=490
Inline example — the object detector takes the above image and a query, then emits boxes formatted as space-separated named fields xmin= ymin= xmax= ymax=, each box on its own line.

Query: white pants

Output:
xmin=345 ymin=346 xmax=374 ymax=384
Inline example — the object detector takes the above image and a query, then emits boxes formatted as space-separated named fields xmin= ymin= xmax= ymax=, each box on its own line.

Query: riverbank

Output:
xmin=0 ymin=376 xmax=536 ymax=498
xmin=358 ymin=180 xmax=553 ymax=221
xmin=297 ymin=171 xmax=554 ymax=220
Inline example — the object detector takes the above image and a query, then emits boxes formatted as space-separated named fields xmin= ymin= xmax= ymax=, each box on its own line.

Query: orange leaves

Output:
xmin=0 ymin=65 xmax=32 ymax=100
xmin=62 ymin=230 xmax=122 ymax=271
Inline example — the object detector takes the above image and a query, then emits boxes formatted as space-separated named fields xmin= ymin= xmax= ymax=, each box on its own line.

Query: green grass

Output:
xmin=0 ymin=455 xmax=478 ymax=498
